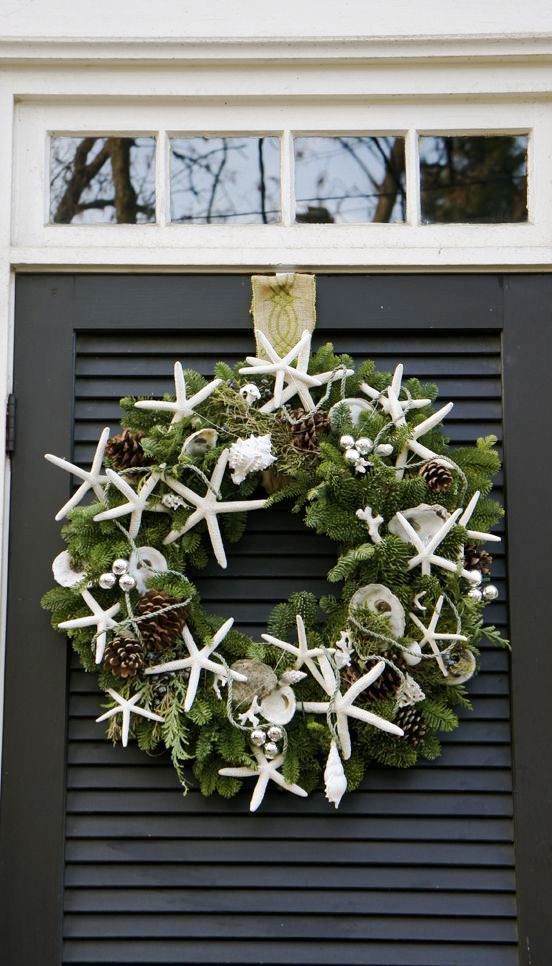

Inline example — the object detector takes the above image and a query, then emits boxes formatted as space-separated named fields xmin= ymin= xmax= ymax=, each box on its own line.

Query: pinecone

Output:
xmin=419 ymin=458 xmax=453 ymax=493
xmin=394 ymin=706 xmax=427 ymax=746
xmin=288 ymin=408 xmax=330 ymax=453
xmin=464 ymin=544 xmax=493 ymax=575
xmin=103 ymin=636 xmax=145 ymax=679
xmin=105 ymin=429 xmax=153 ymax=470
xmin=135 ymin=590 xmax=187 ymax=651
xmin=341 ymin=658 xmax=401 ymax=701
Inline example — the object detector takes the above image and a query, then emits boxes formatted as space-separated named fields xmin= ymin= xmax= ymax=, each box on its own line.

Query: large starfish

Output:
xmin=409 ymin=595 xmax=467 ymax=676
xmin=299 ymin=660 xmax=404 ymax=759
xmin=58 ymin=589 xmax=120 ymax=663
xmin=361 ymin=364 xmax=431 ymax=425
xmin=94 ymin=470 xmax=160 ymax=540
xmin=162 ymin=449 xmax=267 ymax=568
xmin=145 ymin=618 xmax=246 ymax=712
xmin=45 ymin=426 xmax=110 ymax=521
xmin=262 ymin=614 xmax=335 ymax=692
xmin=459 ymin=490 xmax=502 ymax=544
xmin=219 ymin=747 xmax=308 ymax=812
xmin=395 ymin=506 xmax=474 ymax=579
xmin=239 ymin=330 xmax=352 ymax=414
xmin=96 ymin=688 xmax=164 ymax=747
xmin=134 ymin=362 xmax=222 ymax=425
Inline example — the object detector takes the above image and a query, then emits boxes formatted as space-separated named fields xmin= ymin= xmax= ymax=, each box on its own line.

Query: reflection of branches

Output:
xmin=258 ymin=137 xmax=267 ymax=224
xmin=206 ymin=141 xmax=228 ymax=224
xmin=53 ymin=137 xmax=110 ymax=223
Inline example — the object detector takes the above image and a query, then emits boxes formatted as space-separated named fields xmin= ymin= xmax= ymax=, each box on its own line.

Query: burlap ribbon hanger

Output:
xmin=250 ymin=273 xmax=316 ymax=357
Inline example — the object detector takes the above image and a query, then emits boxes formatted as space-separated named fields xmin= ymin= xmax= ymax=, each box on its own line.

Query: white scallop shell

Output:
xmin=128 ymin=546 xmax=168 ymax=593
xmin=181 ymin=428 xmax=218 ymax=458
xmin=259 ymin=685 xmax=297 ymax=725
xmin=349 ymin=583 xmax=406 ymax=639
xmin=329 ymin=397 xmax=373 ymax=427
xmin=388 ymin=503 xmax=450 ymax=546
xmin=52 ymin=550 xmax=86 ymax=588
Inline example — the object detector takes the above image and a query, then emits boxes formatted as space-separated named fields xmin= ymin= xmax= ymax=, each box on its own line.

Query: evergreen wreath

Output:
xmin=43 ymin=283 xmax=506 ymax=812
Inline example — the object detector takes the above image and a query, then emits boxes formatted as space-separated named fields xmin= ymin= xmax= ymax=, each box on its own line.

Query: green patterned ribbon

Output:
xmin=250 ymin=273 xmax=316 ymax=357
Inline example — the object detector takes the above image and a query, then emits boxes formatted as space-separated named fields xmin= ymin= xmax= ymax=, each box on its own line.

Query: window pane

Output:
xmin=49 ymin=137 xmax=156 ymax=224
xmin=294 ymin=136 xmax=406 ymax=224
xmin=170 ymin=137 xmax=280 ymax=224
xmin=419 ymin=135 xmax=528 ymax=224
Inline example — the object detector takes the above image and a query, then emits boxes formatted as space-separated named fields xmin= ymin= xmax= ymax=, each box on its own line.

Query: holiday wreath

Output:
xmin=42 ymin=274 xmax=506 ymax=811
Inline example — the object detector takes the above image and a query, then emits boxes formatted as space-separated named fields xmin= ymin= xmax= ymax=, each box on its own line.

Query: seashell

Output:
xmin=388 ymin=503 xmax=450 ymax=546
xmin=228 ymin=434 xmax=276 ymax=485
xmin=329 ymin=397 xmax=373 ymax=427
xmin=240 ymin=383 xmax=262 ymax=406
xmin=280 ymin=669 xmax=307 ymax=686
xmin=128 ymin=546 xmax=168 ymax=593
xmin=181 ymin=428 xmax=218 ymax=458
xmin=397 ymin=673 xmax=426 ymax=707
xmin=403 ymin=642 xmax=422 ymax=666
xmin=444 ymin=648 xmax=477 ymax=685
xmin=324 ymin=740 xmax=348 ymax=809
xmin=52 ymin=550 xmax=86 ymax=588
xmin=349 ymin=583 xmax=406 ymax=639
xmin=259 ymin=685 xmax=297 ymax=725
xmin=231 ymin=660 xmax=278 ymax=708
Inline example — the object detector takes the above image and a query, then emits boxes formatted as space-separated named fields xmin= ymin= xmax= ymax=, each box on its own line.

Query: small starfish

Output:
xmin=361 ymin=364 xmax=431 ymax=425
xmin=219 ymin=747 xmax=308 ymax=812
xmin=134 ymin=362 xmax=222 ymax=425
xmin=162 ymin=450 xmax=267 ymax=568
xmin=299 ymin=660 xmax=404 ymax=760
xmin=409 ymin=595 xmax=467 ymax=676
xmin=240 ymin=330 xmax=352 ymax=414
xmin=94 ymin=470 xmax=160 ymax=540
xmin=96 ymin=688 xmax=164 ymax=747
xmin=145 ymin=618 xmax=246 ymax=712
xmin=459 ymin=490 xmax=502 ymax=544
xmin=396 ymin=506 xmax=473 ymax=579
xmin=262 ymin=614 xmax=335 ymax=692
xmin=58 ymin=589 xmax=120 ymax=663
xmin=45 ymin=426 xmax=110 ymax=521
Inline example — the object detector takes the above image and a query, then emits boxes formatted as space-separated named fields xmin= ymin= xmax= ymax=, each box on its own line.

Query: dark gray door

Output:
xmin=1 ymin=274 xmax=551 ymax=966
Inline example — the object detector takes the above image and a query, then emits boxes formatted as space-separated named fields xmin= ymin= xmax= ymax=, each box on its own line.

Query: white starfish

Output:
xmin=395 ymin=506 xmax=473 ymax=579
xmin=240 ymin=330 xmax=352 ymax=414
xmin=459 ymin=490 xmax=501 ymax=544
xmin=299 ymin=660 xmax=404 ymax=760
xmin=262 ymin=614 xmax=335 ymax=692
xmin=134 ymin=362 xmax=222 ymax=425
xmin=45 ymin=426 xmax=110 ymax=521
xmin=356 ymin=505 xmax=384 ymax=544
xmin=145 ymin=618 xmax=246 ymax=712
xmin=219 ymin=747 xmax=308 ymax=812
xmin=93 ymin=470 xmax=160 ymax=540
xmin=394 ymin=403 xmax=454 ymax=479
xmin=58 ymin=589 xmax=120 ymax=664
xmin=361 ymin=364 xmax=431 ymax=425
xmin=409 ymin=595 xmax=467 ymax=676
xmin=162 ymin=449 xmax=267 ymax=568
xmin=96 ymin=688 xmax=164 ymax=747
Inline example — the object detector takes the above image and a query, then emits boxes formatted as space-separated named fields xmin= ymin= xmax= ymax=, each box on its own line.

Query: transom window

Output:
xmin=48 ymin=132 xmax=529 ymax=227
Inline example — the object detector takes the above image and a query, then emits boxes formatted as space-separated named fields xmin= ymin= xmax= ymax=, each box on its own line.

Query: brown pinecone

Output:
xmin=135 ymin=589 xmax=187 ymax=651
xmin=103 ymin=636 xmax=145 ymax=679
xmin=464 ymin=544 xmax=493 ymax=575
xmin=419 ymin=458 xmax=453 ymax=493
xmin=394 ymin=706 xmax=427 ymax=746
xmin=341 ymin=658 xmax=401 ymax=701
xmin=105 ymin=429 xmax=153 ymax=470
xmin=288 ymin=408 xmax=330 ymax=453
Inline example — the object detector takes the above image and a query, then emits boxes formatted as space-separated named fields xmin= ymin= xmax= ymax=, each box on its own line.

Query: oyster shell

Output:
xmin=329 ymin=397 xmax=373 ymax=427
xmin=259 ymin=685 xmax=297 ymax=725
xmin=349 ymin=583 xmax=406 ymax=639
xmin=52 ymin=550 xmax=86 ymax=588
xmin=388 ymin=503 xmax=450 ymax=546
xmin=231 ymin=660 xmax=278 ymax=708
xmin=444 ymin=648 xmax=477 ymax=685
xmin=181 ymin=428 xmax=218 ymax=458
xmin=128 ymin=546 xmax=168 ymax=593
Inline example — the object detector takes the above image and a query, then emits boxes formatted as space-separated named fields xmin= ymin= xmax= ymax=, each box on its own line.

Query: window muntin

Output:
xmin=169 ymin=136 xmax=281 ymax=224
xmin=293 ymin=136 xmax=406 ymax=224
xmin=49 ymin=136 xmax=156 ymax=224
xmin=419 ymin=135 xmax=528 ymax=224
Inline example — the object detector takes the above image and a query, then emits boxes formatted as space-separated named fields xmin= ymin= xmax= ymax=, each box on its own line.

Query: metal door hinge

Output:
xmin=5 ymin=393 xmax=16 ymax=454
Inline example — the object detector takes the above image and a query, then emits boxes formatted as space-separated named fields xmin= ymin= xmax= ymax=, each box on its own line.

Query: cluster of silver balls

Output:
xmin=250 ymin=724 xmax=285 ymax=759
xmin=98 ymin=558 xmax=136 ymax=593
xmin=339 ymin=434 xmax=393 ymax=475
xmin=465 ymin=568 xmax=499 ymax=604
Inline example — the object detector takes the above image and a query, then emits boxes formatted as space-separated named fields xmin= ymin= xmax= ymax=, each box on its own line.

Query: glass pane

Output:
xmin=49 ymin=137 xmax=156 ymax=224
xmin=293 ymin=136 xmax=406 ymax=224
xmin=419 ymin=135 xmax=528 ymax=224
xmin=170 ymin=137 xmax=280 ymax=224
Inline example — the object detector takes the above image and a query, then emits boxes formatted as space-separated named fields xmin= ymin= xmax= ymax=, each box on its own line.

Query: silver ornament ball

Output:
xmin=98 ymin=571 xmax=117 ymax=590
xmin=264 ymin=741 xmax=279 ymax=759
xmin=267 ymin=725 xmax=284 ymax=743
xmin=118 ymin=573 xmax=136 ymax=592
xmin=344 ymin=447 xmax=360 ymax=463
xmin=339 ymin=434 xmax=355 ymax=449
xmin=250 ymin=729 xmax=267 ymax=747
xmin=482 ymin=583 xmax=499 ymax=602
xmin=467 ymin=587 xmax=483 ymax=603
xmin=466 ymin=569 xmax=483 ymax=586
xmin=355 ymin=437 xmax=373 ymax=455
xmin=112 ymin=558 xmax=129 ymax=576
xmin=375 ymin=443 xmax=394 ymax=457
